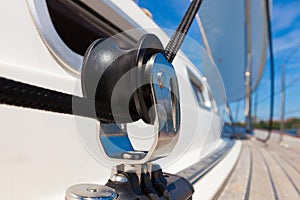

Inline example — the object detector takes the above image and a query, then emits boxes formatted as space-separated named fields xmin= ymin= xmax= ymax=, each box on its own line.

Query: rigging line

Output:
xmin=258 ymin=94 xmax=277 ymax=104
xmin=165 ymin=0 xmax=203 ymax=63
xmin=258 ymin=73 xmax=300 ymax=104
xmin=254 ymin=88 xmax=259 ymax=117
xmin=257 ymin=44 xmax=300 ymax=90
xmin=0 ymin=0 xmax=206 ymax=126
xmin=285 ymin=74 xmax=300 ymax=88
xmin=256 ymin=0 xmax=274 ymax=143
xmin=283 ymin=45 xmax=300 ymax=64
xmin=191 ymin=3 xmax=213 ymax=58
xmin=190 ymin=0 xmax=234 ymax=127
xmin=258 ymin=67 xmax=279 ymax=91
xmin=191 ymin=0 xmax=232 ymax=127
xmin=285 ymin=108 xmax=300 ymax=115
xmin=259 ymin=107 xmax=300 ymax=118
xmin=276 ymin=108 xmax=300 ymax=116
xmin=258 ymin=65 xmax=283 ymax=90
xmin=0 ymin=76 xmax=140 ymax=123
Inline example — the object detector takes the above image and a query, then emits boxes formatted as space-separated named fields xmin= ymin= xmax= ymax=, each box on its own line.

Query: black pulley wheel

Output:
xmin=81 ymin=34 xmax=164 ymax=124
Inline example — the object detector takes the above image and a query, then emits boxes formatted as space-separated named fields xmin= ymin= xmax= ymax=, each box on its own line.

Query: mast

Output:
xmin=279 ymin=63 xmax=285 ymax=143
xmin=236 ymin=101 xmax=240 ymax=122
xmin=245 ymin=0 xmax=253 ymax=133
xmin=279 ymin=46 xmax=298 ymax=143
xmin=254 ymin=89 xmax=259 ymax=122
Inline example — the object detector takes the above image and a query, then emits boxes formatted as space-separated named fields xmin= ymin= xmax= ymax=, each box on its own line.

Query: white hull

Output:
xmin=0 ymin=1 xmax=231 ymax=199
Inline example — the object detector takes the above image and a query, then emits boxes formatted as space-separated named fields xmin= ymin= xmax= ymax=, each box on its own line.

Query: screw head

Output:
xmin=65 ymin=184 xmax=117 ymax=200
xmin=87 ymin=186 xmax=99 ymax=193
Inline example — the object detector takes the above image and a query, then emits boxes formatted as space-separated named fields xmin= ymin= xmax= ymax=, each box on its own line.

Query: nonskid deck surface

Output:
xmin=216 ymin=132 xmax=300 ymax=200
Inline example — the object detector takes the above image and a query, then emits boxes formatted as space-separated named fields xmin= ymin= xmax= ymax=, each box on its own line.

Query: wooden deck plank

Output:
xmin=273 ymin=145 xmax=300 ymax=171
xmin=217 ymin=144 xmax=251 ymax=200
xmin=258 ymin=141 xmax=299 ymax=199
xmin=277 ymin=152 xmax=300 ymax=176
xmin=248 ymin=141 xmax=275 ymax=200
xmin=217 ymin=134 xmax=300 ymax=199
xmin=260 ymin=132 xmax=300 ymax=169
xmin=267 ymin=144 xmax=300 ymax=195
xmin=264 ymin=137 xmax=300 ymax=179
xmin=270 ymin=152 xmax=300 ymax=195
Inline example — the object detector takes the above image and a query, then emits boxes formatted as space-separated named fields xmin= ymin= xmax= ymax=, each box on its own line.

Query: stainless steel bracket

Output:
xmin=98 ymin=53 xmax=180 ymax=164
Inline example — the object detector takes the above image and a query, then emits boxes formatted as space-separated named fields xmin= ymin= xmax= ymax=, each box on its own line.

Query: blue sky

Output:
xmin=138 ymin=0 xmax=300 ymax=122
xmin=250 ymin=0 xmax=300 ymax=121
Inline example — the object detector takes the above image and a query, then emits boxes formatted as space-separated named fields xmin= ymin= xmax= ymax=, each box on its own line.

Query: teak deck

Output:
xmin=217 ymin=133 xmax=300 ymax=200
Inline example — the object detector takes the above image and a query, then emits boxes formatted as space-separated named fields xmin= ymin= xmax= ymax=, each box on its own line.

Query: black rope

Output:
xmin=257 ymin=0 xmax=274 ymax=143
xmin=164 ymin=0 xmax=203 ymax=63
xmin=0 ymin=77 xmax=140 ymax=123
xmin=0 ymin=0 xmax=204 ymax=124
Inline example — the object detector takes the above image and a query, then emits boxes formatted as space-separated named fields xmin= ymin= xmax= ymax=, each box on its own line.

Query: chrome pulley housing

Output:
xmin=81 ymin=34 xmax=180 ymax=164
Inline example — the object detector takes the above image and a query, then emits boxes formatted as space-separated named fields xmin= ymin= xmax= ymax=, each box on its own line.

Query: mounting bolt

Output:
xmin=157 ymin=71 xmax=165 ymax=88
xmin=65 ymin=184 xmax=117 ymax=200
xmin=122 ymin=151 xmax=146 ymax=160
xmin=110 ymin=173 xmax=128 ymax=183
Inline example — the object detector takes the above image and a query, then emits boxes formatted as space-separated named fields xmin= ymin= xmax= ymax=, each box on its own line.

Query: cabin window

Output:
xmin=46 ymin=0 xmax=110 ymax=56
xmin=29 ymin=0 xmax=137 ymax=73
xmin=188 ymin=71 xmax=212 ymax=110
xmin=46 ymin=0 xmax=136 ymax=56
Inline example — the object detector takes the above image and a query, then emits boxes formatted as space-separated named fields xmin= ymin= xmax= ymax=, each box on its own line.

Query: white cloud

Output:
xmin=271 ymin=0 xmax=300 ymax=55
xmin=273 ymin=29 xmax=300 ymax=54
xmin=272 ymin=0 xmax=300 ymax=32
